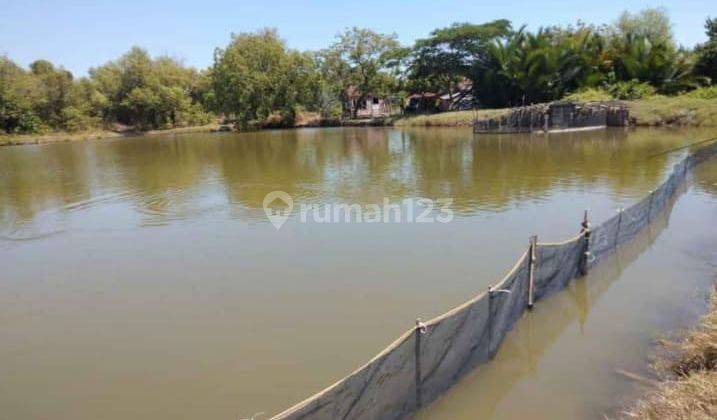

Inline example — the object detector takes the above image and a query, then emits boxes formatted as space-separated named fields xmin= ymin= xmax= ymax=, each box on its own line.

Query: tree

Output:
xmin=463 ymin=24 xmax=607 ymax=106
xmin=211 ymin=29 xmax=320 ymax=127
xmin=89 ymin=46 xmax=210 ymax=129
xmin=29 ymin=59 xmax=75 ymax=127
xmin=695 ymin=17 xmax=717 ymax=83
xmin=408 ymin=38 xmax=466 ymax=99
xmin=325 ymin=28 xmax=402 ymax=116
xmin=604 ymin=8 xmax=700 ymax=93
xmin=0 ymin=56 xmax=43 ymax=133
xmin=315 ymin=48 xmax=352 ymax=117
xmin=406 ymin=20 xmax=515 ymax=106
xmin=613 ymin=8 xmax=675 ymax=47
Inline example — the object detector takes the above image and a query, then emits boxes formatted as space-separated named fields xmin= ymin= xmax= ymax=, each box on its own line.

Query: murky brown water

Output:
xmin=0 ymin=127 xmax=715 ymax=419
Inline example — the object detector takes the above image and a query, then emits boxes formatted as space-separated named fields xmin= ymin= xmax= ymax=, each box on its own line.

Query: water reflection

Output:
xmin=1 ymin=127 xmax=712 ymax=234
xmin=417 ymin=177 xmax=682 ymax=420
xmin=1 ymin=127 xmax=716 ymax=419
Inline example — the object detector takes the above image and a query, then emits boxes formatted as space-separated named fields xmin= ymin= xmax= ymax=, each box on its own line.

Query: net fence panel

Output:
xmin=651 ymin=175 xmax=672 ymax=217
xmin=588 ymin=213 xmax=619 ymax=266
xmin=272 ymin=141 xmax=717 ymax=420
xmin=690 ymin=141 xmax=717 ymax=166
xmin=587 ymin=144 xmax=717 ymax=268
xmin=418 ymin=252 xmax=528 ymax=406
xmin=274 ymin=330 xmax=418 ymax=420
xmin=654 ymin=164 xmax=682 ymax=215
xmin=615 ymin=193 xmax=651 ymax=246
xmin=488 ymin=254 xmax=530 ymax=353
xmin=418 ymin=291 xmax=492 ymax=405
xmin=533 ymin=235 xmax=586 ymax=303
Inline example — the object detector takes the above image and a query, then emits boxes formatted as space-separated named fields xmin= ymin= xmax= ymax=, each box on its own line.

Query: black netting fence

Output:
xmin=272 ymin=141 xmax=717 ymax=420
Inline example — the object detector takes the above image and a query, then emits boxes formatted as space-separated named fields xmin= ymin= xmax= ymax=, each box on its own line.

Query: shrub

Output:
xmin=15 ymin=112 xmax=45 ymax=133
xmin=178 ymin=103 xmax=213 ymax=127
xmin=61 ymin=106 xmax=99 ymax=132
xmin=683 ymin=86 xmax=717 ymax=99
xmin=563 ymin=88 xmax=613 ymax=102
xmin=606 ymin=80 xmax=657 ymax=100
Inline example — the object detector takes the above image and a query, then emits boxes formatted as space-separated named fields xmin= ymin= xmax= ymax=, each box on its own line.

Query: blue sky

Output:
xmin=1 ymin=0 xmax=715 ymax=76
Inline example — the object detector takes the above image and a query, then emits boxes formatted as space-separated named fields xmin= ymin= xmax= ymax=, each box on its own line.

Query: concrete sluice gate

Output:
xmin=473 ymin=101 xmax=630 ymax=134
xmin=271 ymin=141 xmax=717 ymax=420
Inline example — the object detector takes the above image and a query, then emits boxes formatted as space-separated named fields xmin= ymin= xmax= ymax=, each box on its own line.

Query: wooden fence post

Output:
xmin=527 ymin=235 xmax=538 ymax=309
xmin=614 ymin=208 xmax=623 ymax=247
xmin=580 ymin=210 xmax=591 ymax=275
xmin=414 ymin=318 xmax=426 ymax=409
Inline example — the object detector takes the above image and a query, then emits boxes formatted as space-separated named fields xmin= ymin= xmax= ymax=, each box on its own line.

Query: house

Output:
xmin=406 ymin=81 xmax=475 ymax=113
xmin=343 ymin=86 xmax=395 ymax=119
xmin=438 ymin=91 xmax=474 ymax=112
xmin=406 ymin=93 xmax=440 ymax=113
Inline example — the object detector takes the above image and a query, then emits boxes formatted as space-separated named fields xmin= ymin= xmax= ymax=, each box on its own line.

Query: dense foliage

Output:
xmin=211 ymin=29 xmax=322 ymax=127
xmin=0 ymin=47 xmax=211 ymax=134
xmin=409 ymin=9 xmax=706 ymax=107
xmin=89 ymin=47 xmax=212 ymax=130
xmin=1 ymin=8 xmax=715 ymax=134
xmin=695 ymin=18 xmax=717 ymax=82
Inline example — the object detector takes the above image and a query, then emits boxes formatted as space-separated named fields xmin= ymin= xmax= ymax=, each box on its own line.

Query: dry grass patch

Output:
xmin=627 ymin=97 xmax=717 ymax=127
xmin=393 ymin=109 xmax=509 ymax=127
xmin=622 ymin=288 xmax=717 ymax=419
xmin=623 ymin=371 xmax=717 ymax=419
xmin=392 ymin=95 xmax=717 ymax=129
xmin=0 ymin=123 xmax=221 ymax=147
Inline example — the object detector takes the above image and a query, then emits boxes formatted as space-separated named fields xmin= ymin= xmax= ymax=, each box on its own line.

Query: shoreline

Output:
xmin=621 ymin=283 xmax=717 ymax=418
xmin=0 ymin=123 xmax=223 ymax=147
xmin=393 ymin=97 xmax=717 ymax=128
xmin=3 ymin=96 xmax=717 ymax=148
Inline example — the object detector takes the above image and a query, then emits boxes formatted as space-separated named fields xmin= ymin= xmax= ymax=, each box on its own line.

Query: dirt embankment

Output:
xmin=0 ymin=123 xmax=223 ymax=147
xmin=392 ymin=97 xmax=717 ymax=128
xmin=621 ymin=285 xmax=717 ymax=419
xmin=4 ymin=97 xmax=716 ymax=147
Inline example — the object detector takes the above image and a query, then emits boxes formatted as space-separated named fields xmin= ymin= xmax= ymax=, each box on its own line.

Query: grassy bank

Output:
xmin=391 ymin=96 xmax=717 ymax=128
xmin=0 ymin=123 xmax=222 ymax=147
xmin=392 ymin=109 xmax=510 ymax=127
xmin=3 ymin=95 xmax=717 ymax=147
xmin=621 ymin=286 xmax=717 ymax=419
xmin=0 ymin=109 xmax=339 ymax=147
xmin=627 ymin=97 xmax=717 ymax=127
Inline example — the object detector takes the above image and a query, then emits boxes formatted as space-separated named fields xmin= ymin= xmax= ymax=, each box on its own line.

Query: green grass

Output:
xmin=393 ymin=109 xmax=509 ymax=127
xmin=0 ymin=129 xmax=116 ymax=146
xmin=682 ymin=86 xmax=717 ymax=99
xmin=0 ymin=123 xmax=221 ymax=147
xmin=621 ymin=288 xmax=717 ymax=419
xmin=3 ymin=94 xmax=716 ymax=146
xmin=563 ymin=87 xmax=614 ymax=102
xmin=390 ymin=94 xmax=717 ymax=128
xmin=627 ymin=96 xmax=717 ymax=127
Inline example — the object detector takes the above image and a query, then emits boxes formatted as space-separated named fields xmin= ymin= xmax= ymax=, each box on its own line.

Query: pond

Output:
xmin=0 ymin=127 xmax=715 ymax=419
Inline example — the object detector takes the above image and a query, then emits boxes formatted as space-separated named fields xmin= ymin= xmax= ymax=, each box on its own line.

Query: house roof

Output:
xmin=408 ymin=92 xmax=439 ymax=100
xmin=345 ymin=85 xmax=387 ymax=100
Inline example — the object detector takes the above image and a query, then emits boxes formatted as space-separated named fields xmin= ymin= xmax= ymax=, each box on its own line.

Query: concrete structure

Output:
xmin=474 ymin=101 xmax=630 ymax=134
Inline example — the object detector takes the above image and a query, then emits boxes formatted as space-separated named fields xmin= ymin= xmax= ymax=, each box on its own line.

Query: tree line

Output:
xmin=1 ymin=8 xmax=716 ymax=134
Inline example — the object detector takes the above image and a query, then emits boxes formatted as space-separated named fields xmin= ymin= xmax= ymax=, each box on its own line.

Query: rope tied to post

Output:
xmin=584 ymin=251 xmax=596 ymax=264
xmin=581 ymin=221 xmax=591 ymax=233
xmin=270 ymin=142 xmax=717 ymax=420
xmin=527 ymin=235 xmax=538 ymax=309
xmin=415 ymin=318 xmax=427 ymax=335
xmin=580 ymin=209 xmax=592 ymax=275
xmin=489 ymin=286 xmax=512 ymax=295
